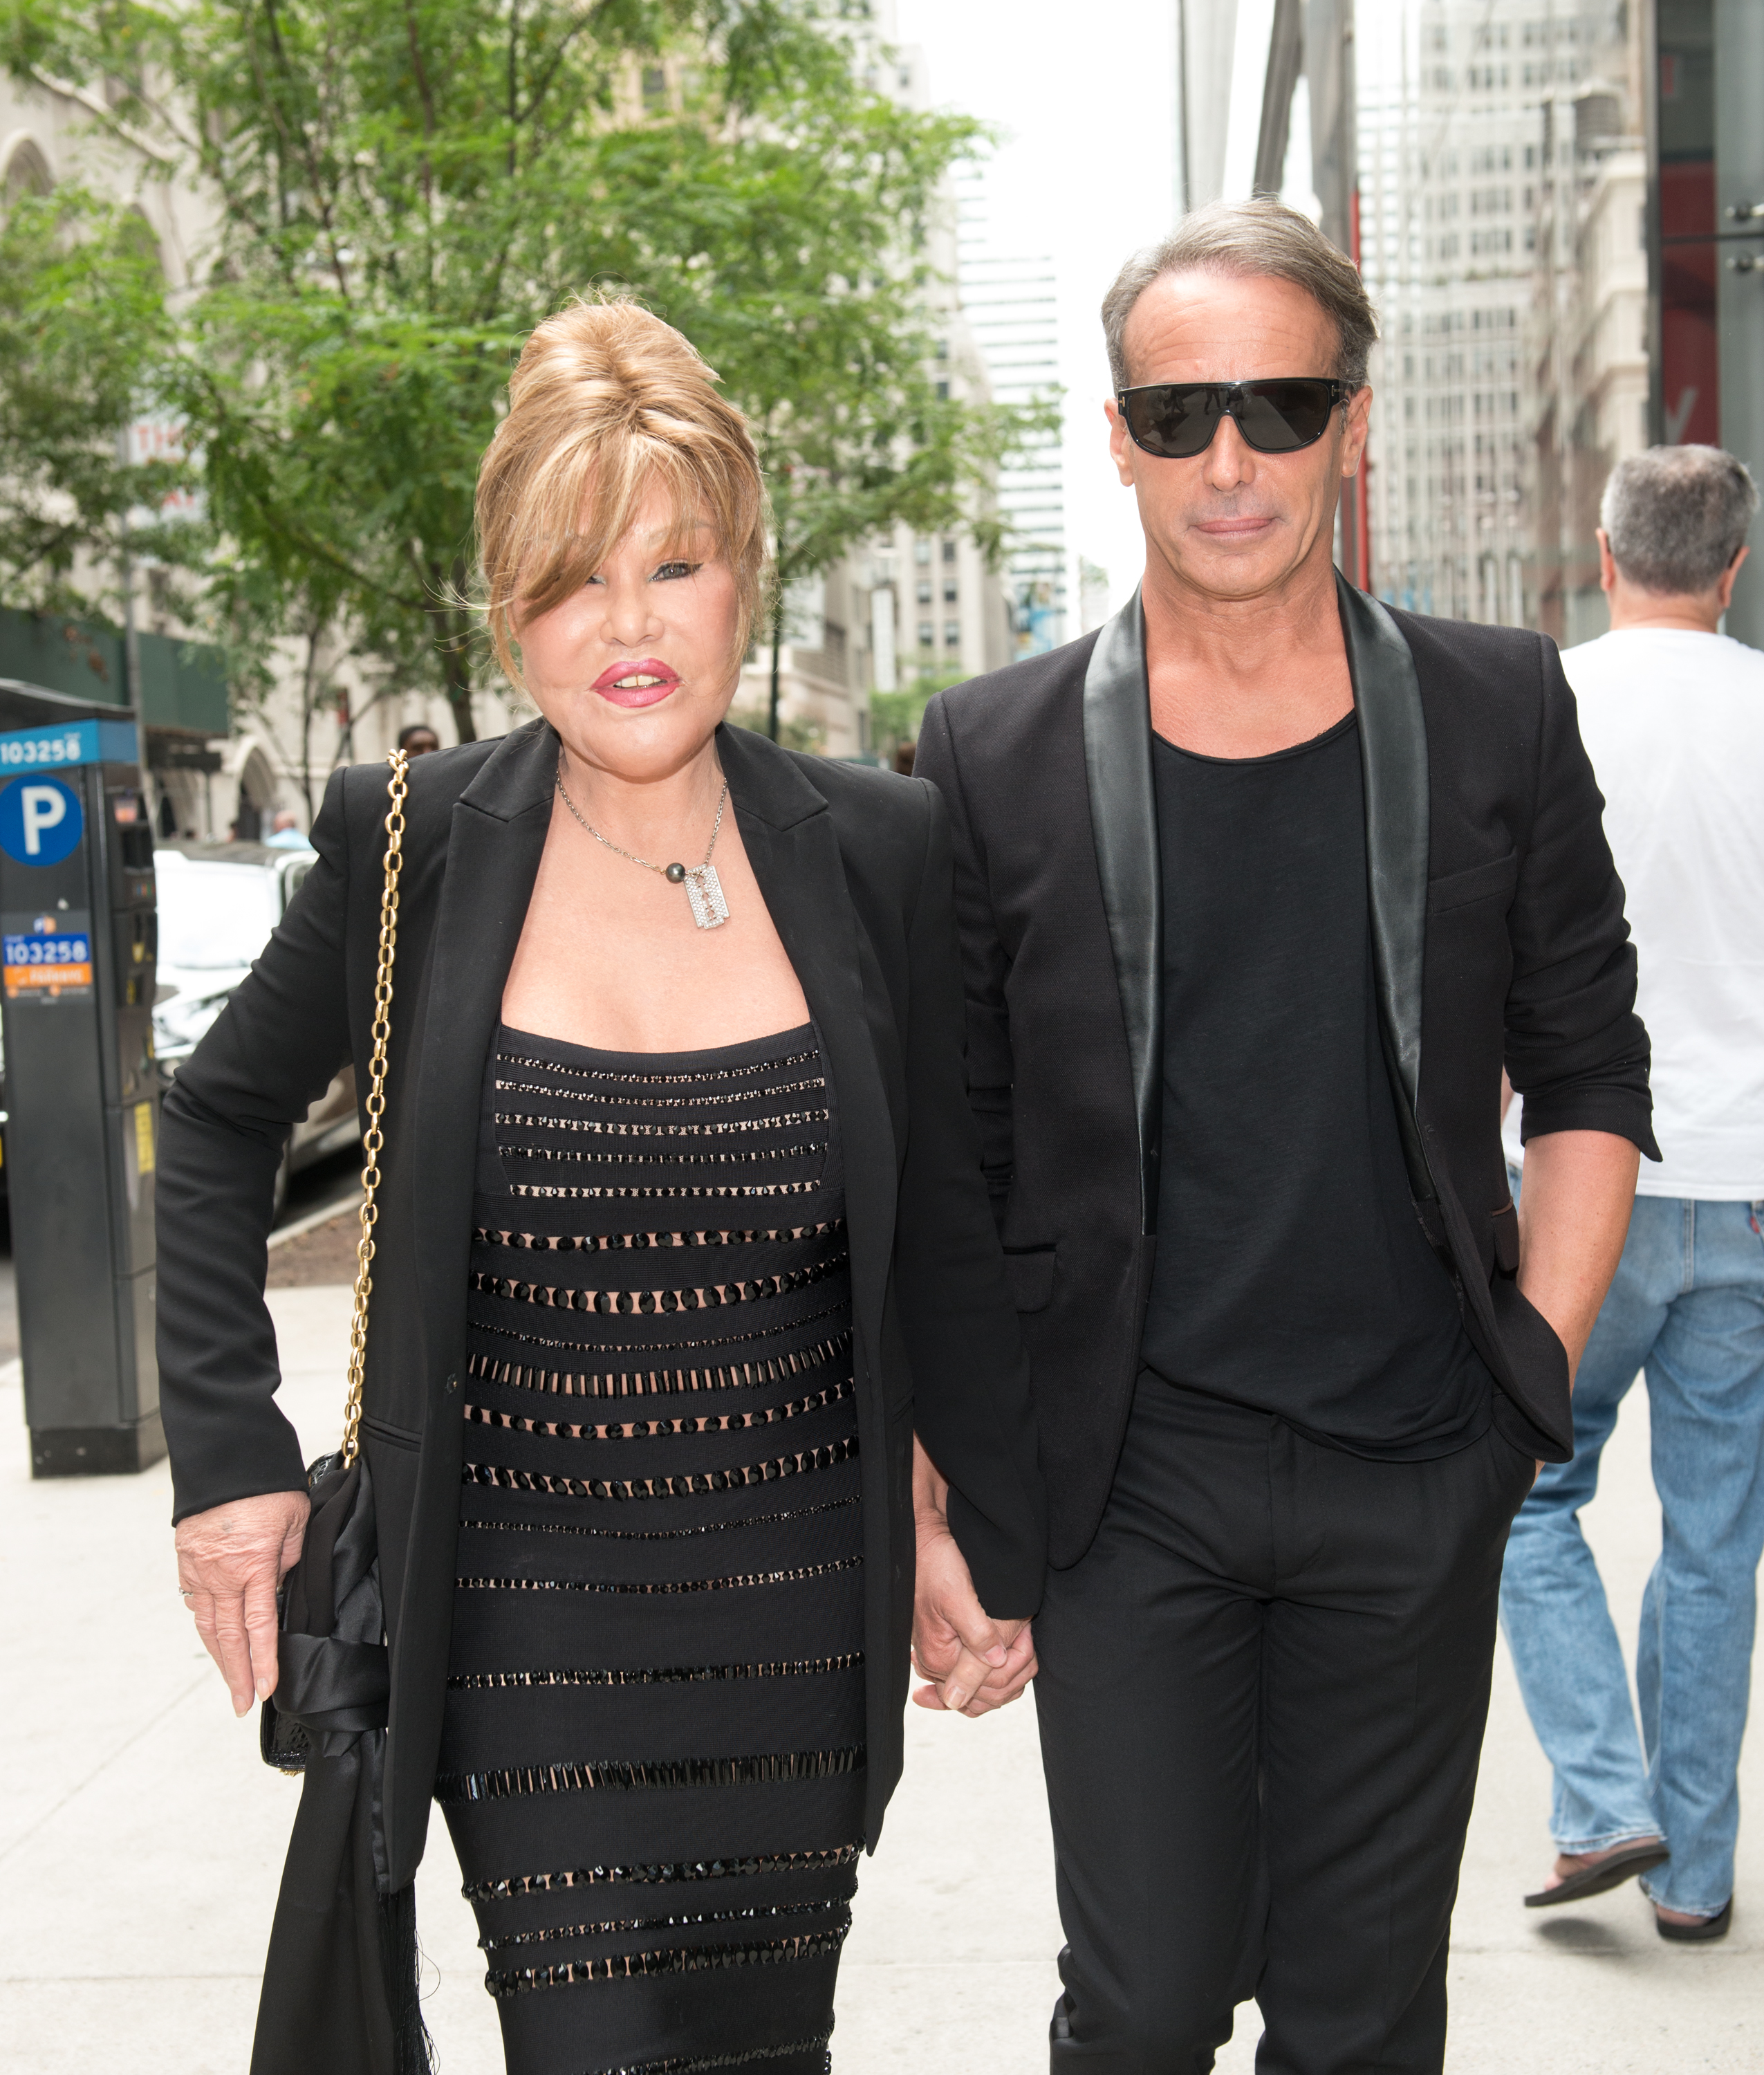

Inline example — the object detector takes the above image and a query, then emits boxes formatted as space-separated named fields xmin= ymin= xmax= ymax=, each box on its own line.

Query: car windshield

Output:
xmin=156 ymin=860 xmax=281 ymax=970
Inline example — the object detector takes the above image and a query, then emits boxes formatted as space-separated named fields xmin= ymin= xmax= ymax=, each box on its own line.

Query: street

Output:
xmin=0 ymin=1228 xmax=1757 ymax=2072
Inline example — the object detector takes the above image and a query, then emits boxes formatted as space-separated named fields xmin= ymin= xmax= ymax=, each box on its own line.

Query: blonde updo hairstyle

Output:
xmin=477 ymin=298 xmax=770 ymax=690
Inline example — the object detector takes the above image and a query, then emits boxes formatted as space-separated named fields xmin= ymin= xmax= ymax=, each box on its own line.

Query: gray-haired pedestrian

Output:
xmin=1501 ymin=443 xmax=1764 ymax=1943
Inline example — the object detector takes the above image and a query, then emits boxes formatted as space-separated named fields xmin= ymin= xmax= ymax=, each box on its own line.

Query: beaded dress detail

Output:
xmin=437 ymin=1023 xmax=864 ymax=2075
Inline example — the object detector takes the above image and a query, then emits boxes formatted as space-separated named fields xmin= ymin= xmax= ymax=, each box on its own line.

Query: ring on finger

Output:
xmin=178 ymin=1587 xmax=196 ymax=1599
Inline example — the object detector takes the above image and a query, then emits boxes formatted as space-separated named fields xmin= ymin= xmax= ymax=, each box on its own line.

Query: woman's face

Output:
xmin=515 ymin=482 xmax=744 ymax=784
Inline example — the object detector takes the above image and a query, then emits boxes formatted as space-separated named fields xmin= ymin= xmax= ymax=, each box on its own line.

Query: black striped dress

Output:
xmin=436 ymin=1024 xmax=866 ymax=2075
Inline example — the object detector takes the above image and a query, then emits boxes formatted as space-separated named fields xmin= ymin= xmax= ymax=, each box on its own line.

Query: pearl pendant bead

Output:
xmin=665 ymin=862 xmax=687 ymax=883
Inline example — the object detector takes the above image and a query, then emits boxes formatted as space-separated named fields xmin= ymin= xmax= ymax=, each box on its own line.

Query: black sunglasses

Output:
xmin=1117 ymin=378 xmax=1352 ymax=459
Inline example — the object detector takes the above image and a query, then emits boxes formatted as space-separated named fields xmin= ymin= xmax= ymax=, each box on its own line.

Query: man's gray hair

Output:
xmin=1101 ymin=196 xmax=1380 ymax=393
xmin=1599 ymin=445 xmax=1758 ymax=595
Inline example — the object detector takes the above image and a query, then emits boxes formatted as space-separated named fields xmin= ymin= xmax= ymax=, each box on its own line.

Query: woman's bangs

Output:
xmin=514 ymin=448 xmax=724 ymax=622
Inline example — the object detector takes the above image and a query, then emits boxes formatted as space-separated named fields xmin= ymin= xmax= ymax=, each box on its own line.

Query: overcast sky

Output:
xmin=891 ymin=0 xmax=1182 ymax=619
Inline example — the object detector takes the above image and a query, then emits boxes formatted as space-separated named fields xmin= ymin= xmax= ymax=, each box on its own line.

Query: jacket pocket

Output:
xmin=1488 ymin=1274 xmax=1572 ymax=1458
xmin=1003 ymin=1245 xmax=1057 ymax=1314
xmin=1427 ymin=849 xmax=1519 ymax=915
xmin=362 ymin=1412 xmax=423 ymax=1451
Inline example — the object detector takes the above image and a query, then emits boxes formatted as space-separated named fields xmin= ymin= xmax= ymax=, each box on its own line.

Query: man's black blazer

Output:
xmin=917 ymin=575 xmax=1656 ymax=1569
xmin=155 ymin=717 xmax=1045 ymax=1883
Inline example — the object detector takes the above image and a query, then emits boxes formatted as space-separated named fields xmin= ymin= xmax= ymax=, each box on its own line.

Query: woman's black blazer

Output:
xmin=156 ymin=717 xmax=1046 ymax=1882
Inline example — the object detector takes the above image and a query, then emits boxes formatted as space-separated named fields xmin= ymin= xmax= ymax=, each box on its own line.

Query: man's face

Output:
xmin=1106 ymin=268 xmax=1371 ymax=604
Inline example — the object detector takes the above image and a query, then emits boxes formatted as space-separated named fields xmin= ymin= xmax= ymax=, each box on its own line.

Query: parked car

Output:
xmin=153 ymin=840 xmax=358 ymax=1213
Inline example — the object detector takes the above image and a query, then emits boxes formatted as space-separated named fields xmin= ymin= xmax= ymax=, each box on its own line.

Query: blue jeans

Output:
xmin=1499 ymin=1193 xmax=1764 ymax=1916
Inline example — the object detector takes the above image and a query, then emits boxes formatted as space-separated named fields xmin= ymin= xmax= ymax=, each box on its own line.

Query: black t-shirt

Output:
xmin=1140 ymin=712 xmax=1493 ymax=1459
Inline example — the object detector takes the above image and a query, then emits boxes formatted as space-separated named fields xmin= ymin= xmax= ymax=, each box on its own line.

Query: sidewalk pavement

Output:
xmin=1 ymin=1268 xmax=1758 ymax=2074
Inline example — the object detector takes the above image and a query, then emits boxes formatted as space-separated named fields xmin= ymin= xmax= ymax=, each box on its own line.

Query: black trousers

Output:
xmin=1034 ymin=1376 xmax=1535 ymax=2075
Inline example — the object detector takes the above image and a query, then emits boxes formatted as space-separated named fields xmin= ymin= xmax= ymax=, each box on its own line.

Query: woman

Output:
xmin=160 ymin=300 xmax=1044 ymax=2075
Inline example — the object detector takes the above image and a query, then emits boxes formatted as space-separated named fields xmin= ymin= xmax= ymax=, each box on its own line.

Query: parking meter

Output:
xmin=0 ymin=681 xmax=162 ymax=1475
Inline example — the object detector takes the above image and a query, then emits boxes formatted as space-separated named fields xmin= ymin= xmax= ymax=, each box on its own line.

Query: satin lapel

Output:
xmin=736 ymin=797 xmax=897 ymax=1359
xmin=411 ymin=726 xmax=558 ymax=1331
xmin=1337 ymin=573 xmax=1437 ymax=1200
xmin=1082 ymin=588 xmax=1162 ymax=1235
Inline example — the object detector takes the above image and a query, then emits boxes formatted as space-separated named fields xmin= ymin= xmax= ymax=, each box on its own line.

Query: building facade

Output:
xmin=955 ymin=168 xmax=1068 ymax=656
xmin=1353 ymin=1 xmax=1643 ymax=633
xmin=1246 ymin=1 xmax=1763 ymax=651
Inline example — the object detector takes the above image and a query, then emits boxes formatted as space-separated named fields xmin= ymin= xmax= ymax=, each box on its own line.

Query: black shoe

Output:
xmin=1655 ymin=1899 xmax=1731 ymax=1943
xmin=1524 ymin=1841 xmax=1671 ymax=1908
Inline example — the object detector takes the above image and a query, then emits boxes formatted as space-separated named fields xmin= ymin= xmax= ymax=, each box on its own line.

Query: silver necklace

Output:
xmin=555 ymin=763 xmax=732 ymax=930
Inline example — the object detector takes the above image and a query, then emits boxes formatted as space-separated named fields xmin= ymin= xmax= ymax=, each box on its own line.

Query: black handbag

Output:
xmin=257 ymin=1450 xmax=389 ymax=1775
xmin=248 ymin=751 xmax=431 ymax=2075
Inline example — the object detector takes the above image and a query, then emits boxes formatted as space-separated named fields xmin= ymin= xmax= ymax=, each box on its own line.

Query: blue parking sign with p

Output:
xmin=0 ymin=777 xmax=85 ymax=867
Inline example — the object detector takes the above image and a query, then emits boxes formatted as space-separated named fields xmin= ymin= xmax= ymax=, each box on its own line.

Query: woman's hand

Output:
xmin=912 ymin=1533 xmax=1037 ymax=1715
xmin=175 ymin=1490 xmax=310 ymax=1715
xmin=910 ymin=1435 xmax=1038 ymax=1717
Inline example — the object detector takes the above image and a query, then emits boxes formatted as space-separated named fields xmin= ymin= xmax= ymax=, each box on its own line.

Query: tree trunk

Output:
xmin=297 ymin=625 xmax=320 ymax=818
xmin=767 ymin=590 xmax=784 ymax=742
xmin=441 ymin=593 xmax=477 ymax=744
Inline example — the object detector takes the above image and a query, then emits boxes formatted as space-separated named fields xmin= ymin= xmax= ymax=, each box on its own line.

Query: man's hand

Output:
xmin=911 ymin=1435 xmax=1037 ymax=1717
xmin=174 ymin=1490 xmax=310 ymax=1715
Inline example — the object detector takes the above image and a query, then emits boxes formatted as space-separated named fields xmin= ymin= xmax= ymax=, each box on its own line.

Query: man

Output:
xmin=910 ymin=196 xmax=1655 ymax=2071
xmin=263 ymin=808 xmax=310 ymax=848
xmin=1501 ymin=445 xmax=1763 ymax=1945
xmin=396 ymin=721 xmax=442 ymax=756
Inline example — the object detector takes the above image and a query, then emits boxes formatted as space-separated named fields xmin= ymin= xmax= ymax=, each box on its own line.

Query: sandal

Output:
xmin=1655 ymin=1899 xmax=1731 ymax=1943
xmin=1524 ymin=1840 xmax=1670 ymax=1908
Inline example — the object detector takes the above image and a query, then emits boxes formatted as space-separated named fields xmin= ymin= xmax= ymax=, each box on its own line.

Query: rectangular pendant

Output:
xmin=685 ymin=863 xmax=730 ymax=930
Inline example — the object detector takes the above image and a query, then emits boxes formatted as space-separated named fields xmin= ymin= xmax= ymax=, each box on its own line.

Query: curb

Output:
xmin=268 ymin=1192 xmax=362 ymax=1250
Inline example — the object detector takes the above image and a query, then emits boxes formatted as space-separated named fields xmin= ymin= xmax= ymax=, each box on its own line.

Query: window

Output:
xmin=943 ymin=620 xmax=961 ymax=648
xmin=935 ymin=380 xmax=949 ymax=401
xmin=641 ymin=66 xmax=667 ymax=108
xmin=918 ymin=622 xmax=934 ymax=648
xmin=943 ymin=580 xmax=958 ymax=604
xmin=914 ymin=539 xmax=931 ymax=566
xmin=916 ymin=579 xmax=932 ymax=606
xmin=941 ymin=540 xmax=956 ymax=564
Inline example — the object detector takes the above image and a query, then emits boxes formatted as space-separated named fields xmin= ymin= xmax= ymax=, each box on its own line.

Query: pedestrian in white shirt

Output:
xmin=1501 ymin=443 xmax=1763 ymax=1942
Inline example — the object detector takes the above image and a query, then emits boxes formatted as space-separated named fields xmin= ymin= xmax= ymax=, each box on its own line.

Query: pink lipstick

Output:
xmin=592 ymin=658 xmax=680 ymax=708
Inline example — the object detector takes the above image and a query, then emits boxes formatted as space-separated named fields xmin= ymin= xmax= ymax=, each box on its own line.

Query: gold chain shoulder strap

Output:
xmin=342 ymin=749 xmax=410 ymax=1467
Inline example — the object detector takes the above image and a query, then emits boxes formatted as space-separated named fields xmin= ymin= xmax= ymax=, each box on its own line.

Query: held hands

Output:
xmin=174 ymin=1490 xmax=310 ymax=1715
xmin=910 ymin=1435 xmax=1037 ymax=1717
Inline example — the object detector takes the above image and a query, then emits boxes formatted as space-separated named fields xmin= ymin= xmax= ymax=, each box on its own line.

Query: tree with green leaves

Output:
xmin=868 ymin=658 xmax=966 ymax=766
xmin=6 ymin=0 xmax=1045 ymax=745
xmin=0 ymin=184 xmax=196 ymax=621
